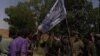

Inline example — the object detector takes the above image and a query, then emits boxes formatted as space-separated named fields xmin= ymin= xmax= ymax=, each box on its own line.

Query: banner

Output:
xmin=38 ymin=0 xmax=66 ymax=33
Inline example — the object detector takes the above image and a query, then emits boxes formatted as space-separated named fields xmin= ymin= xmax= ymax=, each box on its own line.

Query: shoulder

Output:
xmin=16 ymin=36 xmax=25 ymax=41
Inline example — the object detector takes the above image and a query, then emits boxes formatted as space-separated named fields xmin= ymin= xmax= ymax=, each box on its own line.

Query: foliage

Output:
xmin=52 ymin=0 xmax=100 ymax=35
xmin=4 ymin=2 xmax=36 ymax=33
xmin=4 ymin=0 xmax=100 ymax=35
xmin=4 ymin=0 xmax=55 ymax=33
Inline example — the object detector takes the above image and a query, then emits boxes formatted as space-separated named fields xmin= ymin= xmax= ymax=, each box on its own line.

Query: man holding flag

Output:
xmin=37 ymin=0 xmax=69 ymax=56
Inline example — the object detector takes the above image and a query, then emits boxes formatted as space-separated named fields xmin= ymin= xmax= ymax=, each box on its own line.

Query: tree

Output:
xmin=4 ymin=0 xmax=99 ymax=35
xmin=4 ymin=2 xmax=36 ymax=33
xmin=4 ymin=0 xmax=55 ymax=34
xmin=92 ymin=7 xmax=100 ymax=33
xmin=52 ymin=0 xmax=93 ymax=35
xmin=28 ymin=0 xmax=55 ymax=26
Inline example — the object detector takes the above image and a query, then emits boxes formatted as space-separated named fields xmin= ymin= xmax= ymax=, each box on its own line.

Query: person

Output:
xmin=53 ymin=35 xmax=61 ymax=56
xmin=94 ymin=34 xmax=100 ymax=56
xmin=0 ymin=35 xmax=12 ymax=56
xmin=60 ymin=36 xmax=71 ymax=56
xmin=0 ymin=35 xmax=1 ymax=55
xmin=7 ymin=29 xmax=17 ymax=56
xmin=90 ymin=32 xmax=97 ymax=56
xmin=83 ymin=31 xmax=97 ymax=56
xmin=32 ymin=34 xmax=39 ymax=49
xmin=26 ymin=32 xmax=34 ymax=56
xmin=0 ymin=35 xmax=2 ymax=42
xmin=70 ymin=32 xmax=84 ymax=56
xmin=46 ymin=33 xmax=61 ymax=56
xmin=8 ymin=30 xmax=28 ymax=56
xmin=45 ymin=33 xmax=54 ymax=56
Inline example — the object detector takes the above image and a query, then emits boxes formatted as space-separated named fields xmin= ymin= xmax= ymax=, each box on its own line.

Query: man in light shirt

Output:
xmin=0 ymin=35 xmax=12 ymax=56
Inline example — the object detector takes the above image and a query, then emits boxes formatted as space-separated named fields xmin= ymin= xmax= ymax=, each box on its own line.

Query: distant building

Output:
xmin=0 ymin=29 xmax=9 ymax=38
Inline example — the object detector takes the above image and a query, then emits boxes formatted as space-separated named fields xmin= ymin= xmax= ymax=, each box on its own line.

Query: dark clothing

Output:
xmin=95 ymin=40 xmax=100 ymax=56
xmin=60 ymin=37 xmax=71 ymax=56
xmin=83 ymin=39 xmax=97 ymax=56
xmin=46 ymin=39 xmax=61 ymax=56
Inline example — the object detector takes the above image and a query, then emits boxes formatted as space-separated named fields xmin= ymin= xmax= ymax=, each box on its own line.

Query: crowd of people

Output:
xmin=0 ymin=30 xmax=100 ymax=56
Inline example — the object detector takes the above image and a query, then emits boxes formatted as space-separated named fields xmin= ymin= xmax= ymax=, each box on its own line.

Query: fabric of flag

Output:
xmin=38 ymin=0 xmax=66 ymax=33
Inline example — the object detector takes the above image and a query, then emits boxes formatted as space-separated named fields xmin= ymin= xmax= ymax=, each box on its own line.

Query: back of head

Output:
xmin=33 ymin=34 xmax=38 ymax=38
xmin=9 ymin=28 xmax=17 ymax=39
xmin=86 ymin=31 xmax=95 ymax=41
xmin=17 ymin=29 xmax=29 ymax=38
xmin=70 ymin=31 xmax=79 ymax=37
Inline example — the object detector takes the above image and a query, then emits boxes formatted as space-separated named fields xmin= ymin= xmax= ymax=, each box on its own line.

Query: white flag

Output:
xmin=38 ymin=0 xmax=66 ymax=33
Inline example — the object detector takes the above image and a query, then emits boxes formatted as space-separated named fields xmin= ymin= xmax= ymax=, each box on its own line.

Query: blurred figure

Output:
xmin=0 ymin=35 xmax=12 ymax=56
xmin=60 ymin=36 xmax=71 ymax=56
xmin=53 ymin=35 xmax=61 ymax=56
xmin=40 ymin=33 xmax=49 ymax=48
xmin=45 ymin=33 xmax=54 ymax=56
xmin=70 ymin=32 xmax=84 ymax=56
xmin=46 ymin=33 xmax=61 ymax=56
xmin=94 ymin=34 xmax=100 ymax=56
xmin=0 ymin=35 xmax=2 ymax=42
xmin=0 ymin=35 xmax=1 ymax=55
xmin=83 ymin=31 xmax=97 ymax=56
xmin=8 ymin=29 xmax=17 ymax=56
xmin=32 ymin=34 xmax=39 ymax=49
xmin=8 ymin=30 xmax=28 ymax=56
xmin=26 ymin=32 xmax=34 ymax=56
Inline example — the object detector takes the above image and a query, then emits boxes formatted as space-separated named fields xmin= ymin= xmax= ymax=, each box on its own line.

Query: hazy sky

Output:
xmin=0 ymin=0 xmax=99 ymax=29
xmin=0 ymin=0 xmax=25 ymax=29
xmin=92 ymin=0 xmax=99 ymax=8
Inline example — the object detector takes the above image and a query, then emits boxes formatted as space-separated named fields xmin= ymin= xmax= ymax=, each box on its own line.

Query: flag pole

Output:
xmin=62 ymin=0 xmax=70 ymax=36
xmin=65 ymin=17 xmax=70 ymax=36
xmin=65 ymin=14 xmax=72 ymax=56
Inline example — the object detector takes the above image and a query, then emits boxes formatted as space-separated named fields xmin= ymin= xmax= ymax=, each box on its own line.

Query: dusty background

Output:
xmin=0 ymin=29 xmax=9 ymax=38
